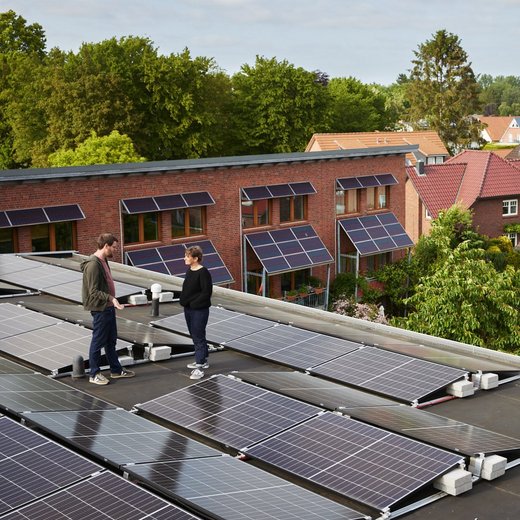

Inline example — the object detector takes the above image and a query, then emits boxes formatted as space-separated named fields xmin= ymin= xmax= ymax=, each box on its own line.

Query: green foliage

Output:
xmin=478 ymin=74 xmax=520 ymax=116
xmin=327 ymin=77 xmax=393 ymax=132
xmin=329 ymin=272 xmax=382 ymax=308
xmin=394 ymin=243 xmax=520 ymax=354
xmin=406 ymin=30 xmax=483 ymax=153
xmin=0 ymin=10 xmax=46 ymax=56
xmin=231 ymin=56 xmax=331 ymax=154
xmin=48 ymin=130 xmax=146 ymax=166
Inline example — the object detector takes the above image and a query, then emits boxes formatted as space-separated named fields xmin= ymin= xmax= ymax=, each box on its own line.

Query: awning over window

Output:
xmin=121 ymin=192 xmax=215 ymax=214
xmin=242 ymin=182 xmax=316 ymax=201
xmin=338 ymin=212 xmax=414 ymax=256
xmin=0 ymin=204 xmax=85 ymax=228
xmin=245 ymin=224 xmax=333 ymax=274
xmin=126 ymin=239 xmax=233 ymax=285
xmin=336 ymin=174 xmax=398 ymax=190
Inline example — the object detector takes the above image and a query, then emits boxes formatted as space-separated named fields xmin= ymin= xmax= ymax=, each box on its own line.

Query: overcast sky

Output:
xmin=4 ymin=0 xmax=519 ymax=85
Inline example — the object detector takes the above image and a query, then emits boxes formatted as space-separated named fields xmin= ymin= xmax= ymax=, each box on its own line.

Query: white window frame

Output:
xmin=503 ymin=199 xmax=518 ymax=216
xmin=507 ymin=232 xmax=517 ymax=247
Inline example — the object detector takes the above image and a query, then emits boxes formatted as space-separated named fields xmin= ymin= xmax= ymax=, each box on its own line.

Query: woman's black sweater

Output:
xmin=179 ymin=266 xmax=213 ymax=309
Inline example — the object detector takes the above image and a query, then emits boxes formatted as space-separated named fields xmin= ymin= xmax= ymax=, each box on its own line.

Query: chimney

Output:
xmin=416 ymin=160 xmax=425 ymax=175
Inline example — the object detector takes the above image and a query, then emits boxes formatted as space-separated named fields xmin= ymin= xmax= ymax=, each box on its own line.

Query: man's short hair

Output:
xmin=96 ymin=233 xmax=118 ymax=250
xmin=185 ymin=245 xmax=203 ymax=262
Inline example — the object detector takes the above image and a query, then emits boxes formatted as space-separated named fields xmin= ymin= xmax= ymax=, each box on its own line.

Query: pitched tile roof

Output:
xmin=306 ymin=131 xmax=449 ymax=164
xmin=478 ymin=116 xmax=516 ymax=141
xmin=407 ymin=163 xmax=466 ymax=218
xmin=408 ymin=151 xmax=520 ymax=217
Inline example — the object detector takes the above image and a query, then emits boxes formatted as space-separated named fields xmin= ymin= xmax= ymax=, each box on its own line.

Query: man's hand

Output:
xmin=112 ymin=298 xmax=124 ymax=310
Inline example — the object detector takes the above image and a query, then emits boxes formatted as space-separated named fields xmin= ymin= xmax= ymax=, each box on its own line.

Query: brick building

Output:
xmin=0 ymin=146 xmax=415 ymax=298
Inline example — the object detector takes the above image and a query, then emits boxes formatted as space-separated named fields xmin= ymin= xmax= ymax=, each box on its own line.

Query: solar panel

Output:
xmin=127 ymin=239 xmax=233 ymax=285
xmin=338 ymin=212 xmax=414 ymax=256
xmin=136 ymin=375 xmax=322 ymax=449
xmin=309 ymin=347 xmax=469 ymax=403
xmin=1 ymin=471 xmax=202 ymax=520
xmin=337 ymin=174 xmax=398 ymax=190
xmin=122 ymin=192 xmax=215 ymax=214
xmin=23 ymin=408 xmax=221 ymax=467
xmin=0 ymin=263 xmax=82 ymax=290
xmin=126 ymin=455 xmax=367 ymax=520
xmin=152 ymin=306 xmax=275 ymax=344
xmin=0 ymin=211 xmax=10 ymax=228
xmin=0 ymin=303 xmax=60 ymax=339
xmin=0 ymin=374 xmax=116 ymax=413
xmin=242 ymin=182 xmax=316 ymax=200
xmin=225 ymin=324 xmax=360 ymax=368
xmin=343 ymin=405 xmax=520 ymax=456
xmin=245 ymin=224 xmax=333 ymax=274
xmin=0 ymin=358 xmax=35 ymax=374
xmin=4 ymin=204 xmax=85 ymax=227
xmin=0 ymin=416 xmax=101 ymax=515
xmin=0 ymin=321 xmax=133 ymax=374
xmin=0 ymin=255 xmax=43 ymax=276
xmin=244 ymin=412 xmax=463 ymax=512
xmin=234 ymin=371 xmax=399 ymax=410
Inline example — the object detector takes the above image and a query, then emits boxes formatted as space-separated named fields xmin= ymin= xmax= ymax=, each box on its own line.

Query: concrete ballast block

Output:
xmin=149 ymin=346 xmax=171 ymax=361
xmin=446 ymin=380 xmax=474 ymax=398
xmin=433 ymin=469 xmax=473 ymax=495
xmin=480 ymin=373 xmax=499 ymax=390
xmin=481 ymin=455 xmax=507 ymax=480
xmin=128 ymin=294 xmax=148 ymax=305
xmin=159 ymin=292 xmax=174 ymax=303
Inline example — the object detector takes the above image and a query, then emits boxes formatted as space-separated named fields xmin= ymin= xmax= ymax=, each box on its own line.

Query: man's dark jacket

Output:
xmin=81 ymin=255 xmax=111 ymax=311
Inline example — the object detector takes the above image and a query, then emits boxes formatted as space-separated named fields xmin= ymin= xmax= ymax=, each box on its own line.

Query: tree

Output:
xmin=47 ymin=130 xmax=145 ymax=166
xmin=478 ymin=75 xmax=520 ymax=116
xmin=0 ymin=10 xmax=46 ymax=56
xmin=327 ymin=77 xmax=392 ymax=132
xmin=395 ymin=243 xmax=520 ymax=353
xmin=406 ymin=30 xmax=483 ymax=153
xmin=231 ymin=56 xmax=331 ymax=154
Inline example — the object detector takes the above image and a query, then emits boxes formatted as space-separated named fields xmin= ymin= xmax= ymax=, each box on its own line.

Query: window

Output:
xmin=0 ymin=228 xmax=16 ymax=253
xmin=365 ymin=253 xmax=390 ymax=275
xmin=242 ymin=199 xmax=272 ymax=229
xmin=281 ymin=268 xmax=310 ymax=292
xmin=367 ymin=186 xmax=388 ymax=210
xmin=507 ymin=232 xmax=518 ymax=247
xmin=336 ymin=190 xmax=359 ymax=215
xmin=339 ymin=254 xmax=356 ymax=274
xmin=123 ymin=212 xmax=159 ymax=244
xmin=280 ymin=195 xmax=307 ymax=222
xmin=31 ymin=221 xmax=75 ymax=252
xmin=425 ymin=208 xmax=432 ymax=220
xmin=503 ymin=199 xmax=518 ymax=216
xmin=172 ymin=207 xmax=205 ymax=238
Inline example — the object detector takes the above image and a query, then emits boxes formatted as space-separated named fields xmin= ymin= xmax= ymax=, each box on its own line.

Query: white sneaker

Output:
xmin=187 ymin=361 xmax=209 ymax=369
xmin=190 ymin=368 xmax=204 ymax=380
xmin=89 ymin=373 xmax=110 ymax=385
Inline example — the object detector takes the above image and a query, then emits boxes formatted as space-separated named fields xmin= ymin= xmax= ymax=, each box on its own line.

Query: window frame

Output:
xmin=242 ymin=199 xmax=272 ymax=229
xmin=280 ymin=195 xmax=308 ymax=223
xmin=123 ymin=212 xmax=161 ymax=245
xmin=336 ymin=189 xmax=359 ymax=215
xmin=366 ymin=186 xmax=388 ymax=210
xmin=30 ymin=221 xmax=77 ymax=252
xmin=503 ymin=199 xmax=518 ymax=216
xmin=0 ymin=227 xmax=18 ymax=253
xmin=171 ymin=206 xmax=207 ymax=239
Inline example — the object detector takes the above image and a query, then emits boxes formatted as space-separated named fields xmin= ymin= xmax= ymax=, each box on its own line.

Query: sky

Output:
xmin=3 ymin=0 xmax=520 ymax=85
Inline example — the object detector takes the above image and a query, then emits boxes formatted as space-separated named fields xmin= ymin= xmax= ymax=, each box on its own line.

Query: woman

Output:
xmin=179 ymin=245 xmax=213 ymax=380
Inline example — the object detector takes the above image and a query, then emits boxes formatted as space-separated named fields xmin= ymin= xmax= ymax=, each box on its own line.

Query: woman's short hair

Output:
xmin=185 ymin=245 xmax=203 ymax=262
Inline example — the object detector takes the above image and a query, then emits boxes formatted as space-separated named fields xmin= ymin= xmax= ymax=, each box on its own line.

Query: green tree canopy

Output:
xmin=478 ymin=74 xmax=520 ymax=116
xmin=406 ymin=29 xmax=483 ymax=153
xmin=0 ymin=10 xmax=46 ymax=56
xmin=231 ymin=56 xmax=331 ymax=154
xmin=327 ymin=77 xmax=392 ymax=132
xmin=47 ymin=130 xmax=146 ymax=166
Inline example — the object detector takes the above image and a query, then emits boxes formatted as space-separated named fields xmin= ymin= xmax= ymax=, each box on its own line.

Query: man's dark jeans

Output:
xmin=89 ymin=306 xmax=122 ymax=375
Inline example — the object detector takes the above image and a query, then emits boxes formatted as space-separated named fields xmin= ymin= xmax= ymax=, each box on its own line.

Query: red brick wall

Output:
xmin=1 ymin=153 xmax=408 ymax=291
xmin=472 ymin=198 xmax=520 ymax=237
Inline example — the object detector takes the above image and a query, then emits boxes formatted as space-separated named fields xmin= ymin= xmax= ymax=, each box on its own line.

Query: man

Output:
xmin=179 ymin=245 xmax=213 ymax=380
xmin=81 ymin=233 xmax=135 ymax=385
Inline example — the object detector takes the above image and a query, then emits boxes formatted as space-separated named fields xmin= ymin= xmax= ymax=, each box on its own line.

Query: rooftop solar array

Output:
xmin=0 ymin=357 xmax=35 ymax=374
xmin=23 ymin=408 xmax=221 ymax=468
xmin=0 ymin=255 xmax=144 ymax=303
xmin=136 ymin=375 xmax=322 ymax=449
xmin=0 ymin=303 xmax=60 ymax=340
xmin=242 ymin=181 xmax=317 ymax=200
xmin=244 ymin=412 xmax=463 ymax=512
xmin=235 ymin=371 xmax=520 ymax=456
xmin=310 ymin=346 xmax=468 ymax=403
xmin=121 ymin=191 xmax=215 ymax=213
xmin=225 ymin=323 xmax=360 ymax=368
xmin=0 ymin=416 xmax=101 ymax=515
xmin=0 ymin=373 xmax=116 ymax=414
xmin=126 ymin=239 xmax=233 ymax=284
xmin=245 ymin=224 xmax=334 ymax=274
xmin=338 ymin=212 xmax=414 ymax=256
xmin=126 ymin=455 xmax=368 ymax=520
xmin=2 ymin=471 xmax=202 ymax=520
xmin=0 ymin=204 xmax=85 ymax=228
xmin=336 ymin=173 xmax=398 ymax=190
xmin=0 ymin=321 xmax=133 ymax=374
xmin=152 ymin=306 xmax=275 ymax=344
